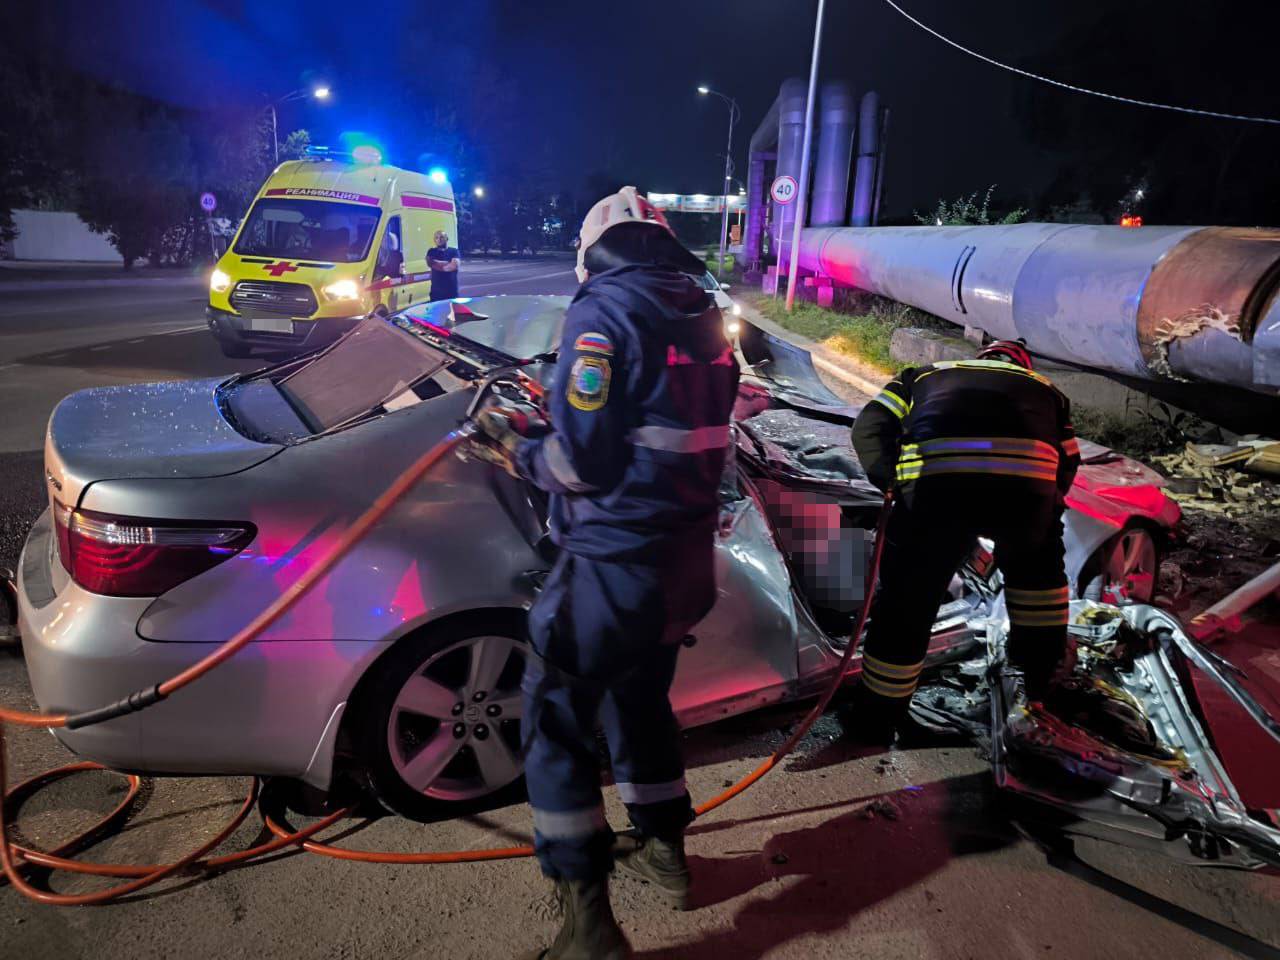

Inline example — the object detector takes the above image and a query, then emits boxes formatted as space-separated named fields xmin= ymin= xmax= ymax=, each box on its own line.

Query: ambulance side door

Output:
xmin=401 ymin=206 xmax=433 ymax=305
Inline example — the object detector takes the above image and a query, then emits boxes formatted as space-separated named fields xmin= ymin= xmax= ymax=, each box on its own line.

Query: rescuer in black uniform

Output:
xmin=846 ymin=340 xmax=1082 ymax=742
xmin=476 ymin=186 xmax=739 ymax=959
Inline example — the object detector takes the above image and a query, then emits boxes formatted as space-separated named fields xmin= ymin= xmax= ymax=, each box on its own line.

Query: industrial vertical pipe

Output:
xmin=744 ymin=91 xmax=781 ymax=271
xmin=770 ymin=78 xmax=808 ymax=261
xmin=810 ymin=80 xmax=856 ymax=227
xmin=849 ymin=91 xmax=881 ymax=227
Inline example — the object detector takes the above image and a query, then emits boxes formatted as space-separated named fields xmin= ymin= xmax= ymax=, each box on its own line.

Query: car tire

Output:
xmin=356 ymin=612 xmax=529 ymax=820
xmin=1078 ymin=523 xmax=1162 ymax=605
xmin=217 ymin=338 xmax=254 ymax=359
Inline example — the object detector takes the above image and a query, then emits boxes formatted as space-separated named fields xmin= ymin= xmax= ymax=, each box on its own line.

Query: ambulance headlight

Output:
xmin=731 ymin=301 xmax=742 ymax=316
xmin=209 ymin=269 xmax=231 ymax=294
xmin=322 ymin=279 xmax=362 ymax=302
xmin=727 ymin=320 xmax=741 ymax=336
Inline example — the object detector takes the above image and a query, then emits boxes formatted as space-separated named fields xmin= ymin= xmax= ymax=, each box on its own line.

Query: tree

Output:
xmin=915 ymin=185 xmax=1027 ymax=226
xmin=75 ymin=92 xmax=197 ymax=269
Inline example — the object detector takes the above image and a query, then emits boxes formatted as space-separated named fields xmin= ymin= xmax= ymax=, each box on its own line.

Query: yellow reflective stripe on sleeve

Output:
xmin=861 ymin=672 xmax=919 ymax=699
xmin=863 ymin=653 xmax=924 ymax=680
xmin=871 ymin=389 xmax=910 ymax=419
xmin=1005 ymin=586 xmax=1071 ymax=606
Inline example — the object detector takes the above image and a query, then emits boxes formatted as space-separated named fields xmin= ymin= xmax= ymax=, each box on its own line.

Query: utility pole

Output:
xmin=785 ymin=0 xmax=826 ymax=312
xmin=698 ymin=85 xmax=740 ymax=280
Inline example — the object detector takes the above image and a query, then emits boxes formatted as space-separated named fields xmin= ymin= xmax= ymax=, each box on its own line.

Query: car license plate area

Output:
xmin=249 ymin=317 xmax=294 ymax=334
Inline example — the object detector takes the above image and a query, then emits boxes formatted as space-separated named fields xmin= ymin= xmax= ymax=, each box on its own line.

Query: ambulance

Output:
xmin=207 ymin=155 xmax=457 ymax=357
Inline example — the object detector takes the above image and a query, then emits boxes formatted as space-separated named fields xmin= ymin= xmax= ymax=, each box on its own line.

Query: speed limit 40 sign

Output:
xmin=770 ymin=175 xmax=798 ymax=205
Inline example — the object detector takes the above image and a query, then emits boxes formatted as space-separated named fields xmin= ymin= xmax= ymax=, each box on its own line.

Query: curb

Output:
xmin=736 ymin=299 xmax=890 ymax=397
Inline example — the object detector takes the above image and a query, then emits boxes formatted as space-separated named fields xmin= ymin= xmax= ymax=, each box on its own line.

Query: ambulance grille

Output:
xmin=230 ymin=281 xmax=318 ymax=317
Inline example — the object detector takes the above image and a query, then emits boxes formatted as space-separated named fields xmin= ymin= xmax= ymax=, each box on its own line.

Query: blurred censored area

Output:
xmin=760 ymin=486 xmax=874 ymax=616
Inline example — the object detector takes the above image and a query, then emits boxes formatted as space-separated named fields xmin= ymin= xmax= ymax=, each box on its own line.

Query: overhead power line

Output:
xmin=881 ymin=0 xmax=1280 ymax=126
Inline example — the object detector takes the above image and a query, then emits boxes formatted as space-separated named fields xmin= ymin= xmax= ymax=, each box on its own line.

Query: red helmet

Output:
xmin=977 ymin=339 xmax=1033 ymax=369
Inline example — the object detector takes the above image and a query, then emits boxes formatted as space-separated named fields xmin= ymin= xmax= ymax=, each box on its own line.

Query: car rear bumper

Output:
xmin=206 ymin=306 xmax=363 ymax=353
xmin=17 ymin=509 xmax=391 ymax=789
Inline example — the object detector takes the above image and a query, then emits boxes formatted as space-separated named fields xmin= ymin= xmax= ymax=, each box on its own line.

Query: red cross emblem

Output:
xmin=263 ymin=261 xmax=298 ymax=277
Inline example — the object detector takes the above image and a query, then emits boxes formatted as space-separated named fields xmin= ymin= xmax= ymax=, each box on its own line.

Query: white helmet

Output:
xmin=575 ymin=186 xmax=676 ymax=283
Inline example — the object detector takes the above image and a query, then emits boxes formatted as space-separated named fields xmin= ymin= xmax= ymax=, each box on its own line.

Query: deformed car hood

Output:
xmin=47 ymin=378 xmax=282 ymax=508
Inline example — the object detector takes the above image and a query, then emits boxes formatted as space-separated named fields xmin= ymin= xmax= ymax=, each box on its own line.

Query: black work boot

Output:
xmin=526 ymin=876 xmax=632 ymax=960
xmin=836 ymin=684 xmax=904 ymax=755
xmin=615 ymin=833 xmax=691 ymax=910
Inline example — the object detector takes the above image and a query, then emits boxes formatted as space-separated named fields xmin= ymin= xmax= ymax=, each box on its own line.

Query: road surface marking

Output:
xmin=89 ymin=345 xmax=110 ymax=351
xmin=465 ymin=269 xmax=576 ymax=290
xmin=164 ymin=325 xmax=207 ymax=335
xmin=127 ymin=338 xmax=146 ymax=344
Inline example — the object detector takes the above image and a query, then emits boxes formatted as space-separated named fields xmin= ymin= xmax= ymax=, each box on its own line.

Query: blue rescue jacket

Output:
xmin=516 ymin=264 xmax=740 ymax=563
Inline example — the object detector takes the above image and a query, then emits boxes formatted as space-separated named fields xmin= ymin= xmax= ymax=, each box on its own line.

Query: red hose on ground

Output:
xmin=0 ymin=427 xmax=892 ymax=903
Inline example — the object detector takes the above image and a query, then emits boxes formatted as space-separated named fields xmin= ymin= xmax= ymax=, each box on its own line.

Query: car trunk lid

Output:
xmin=45 ymin=378 xmax=283 ymax=510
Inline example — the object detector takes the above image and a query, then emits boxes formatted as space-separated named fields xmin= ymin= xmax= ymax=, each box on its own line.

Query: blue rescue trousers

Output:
xmin=522 ymin=547 xmax=714 ymax=881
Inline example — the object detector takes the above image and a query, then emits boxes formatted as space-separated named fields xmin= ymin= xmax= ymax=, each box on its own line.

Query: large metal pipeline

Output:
xmin=797 ymin=223 xmax=1280 ymax=395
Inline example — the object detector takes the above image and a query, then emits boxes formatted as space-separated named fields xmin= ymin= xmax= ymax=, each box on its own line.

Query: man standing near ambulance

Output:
xmin=427 ymin=229 xmax=460 ymax=301
xmin=476 ymin=186 xmax=738 ymax=959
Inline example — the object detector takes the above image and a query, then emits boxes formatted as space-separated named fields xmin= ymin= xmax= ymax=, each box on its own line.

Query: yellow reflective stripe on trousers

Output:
xmin=863 ymin=653 xmax=924 ymax=681
xmin=862 ymin=672 xmax=918 ymax=699
xmin=1006 ymin=586 xmax=1070 ymax=606
xmin=1008 ymin=608 xmax=1071 ymax=627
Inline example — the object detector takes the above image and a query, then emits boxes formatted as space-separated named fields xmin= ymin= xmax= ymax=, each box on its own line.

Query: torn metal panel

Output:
xmin=983 ymin=601 xmax=1280 ymax=869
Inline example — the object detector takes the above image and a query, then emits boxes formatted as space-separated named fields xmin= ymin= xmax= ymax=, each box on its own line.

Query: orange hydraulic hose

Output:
xmin=0 ymin=421 xmax=892 ymax=902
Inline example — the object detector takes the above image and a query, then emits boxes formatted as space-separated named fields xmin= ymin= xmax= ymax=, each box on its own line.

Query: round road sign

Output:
xmin=770 ymin=175 xmax=798 ymax=205
xmin=200 ymin=192 xmax=217 ymax=213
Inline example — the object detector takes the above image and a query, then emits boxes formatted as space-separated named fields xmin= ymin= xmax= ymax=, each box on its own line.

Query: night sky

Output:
xmin=12 ymin=1 xmax=1275 ymax=219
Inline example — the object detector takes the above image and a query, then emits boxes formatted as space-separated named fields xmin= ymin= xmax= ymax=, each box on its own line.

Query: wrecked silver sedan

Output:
xmin=18 ymin=295 xmax=1195 ymax=831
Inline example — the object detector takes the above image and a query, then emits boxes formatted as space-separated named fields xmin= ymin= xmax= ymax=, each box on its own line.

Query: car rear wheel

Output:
xmin=358 ymin=613 xmax=528 ymax=819
xmin=1080 ymin=525 xmax=1160 ymax=605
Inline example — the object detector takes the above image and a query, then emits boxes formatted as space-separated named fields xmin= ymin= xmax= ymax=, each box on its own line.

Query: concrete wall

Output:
xmin=7 ymin=209 xmax=121 ymax=263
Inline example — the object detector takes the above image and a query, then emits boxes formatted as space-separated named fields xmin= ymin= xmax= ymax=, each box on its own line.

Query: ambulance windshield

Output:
xmin=234 ymin=198 xmax=381 ymax=263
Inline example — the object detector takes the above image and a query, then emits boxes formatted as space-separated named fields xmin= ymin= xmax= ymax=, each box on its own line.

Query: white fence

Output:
xmin=4 ymin=210 xmax=121 ymax=263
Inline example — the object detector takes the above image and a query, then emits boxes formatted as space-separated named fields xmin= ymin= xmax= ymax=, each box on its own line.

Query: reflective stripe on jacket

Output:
xmin=852 ymin=357 xmax=1081 ymax=496
xmin=516 ymin=264 xmax=740 ymax=562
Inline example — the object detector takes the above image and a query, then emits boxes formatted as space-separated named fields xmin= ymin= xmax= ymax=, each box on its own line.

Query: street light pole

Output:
xmin=785 ymin=0 xmax=826 ymax=312
xmin=698 ymin=85 xmax=740 ymax=280
xmin=267 ymin=85 xmax=330 ymax=167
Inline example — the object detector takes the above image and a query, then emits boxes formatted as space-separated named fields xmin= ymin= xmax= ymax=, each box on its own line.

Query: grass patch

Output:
xmin=746 ymin=290 xmax=941 ymax=374
xmin=1070 ymin=405 xmax=1189 ymax=460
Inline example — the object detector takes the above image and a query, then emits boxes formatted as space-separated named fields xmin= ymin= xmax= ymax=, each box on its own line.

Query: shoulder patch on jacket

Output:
xmin=568 ymin=356 xmax=611 ymax=411
xmin=574 ymin=332 xmax=614 ymax=356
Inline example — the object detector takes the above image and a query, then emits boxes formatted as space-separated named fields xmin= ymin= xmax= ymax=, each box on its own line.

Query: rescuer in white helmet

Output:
xmin=476 ymin=187 xmax=738 ymax=958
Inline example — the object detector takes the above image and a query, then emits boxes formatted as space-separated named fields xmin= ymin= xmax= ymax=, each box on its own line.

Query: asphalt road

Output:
xmin=1 ymin=262 xmax=1278 ymax=958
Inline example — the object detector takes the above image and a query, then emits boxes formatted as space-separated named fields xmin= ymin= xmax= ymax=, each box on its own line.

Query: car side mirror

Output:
xmin=720 ymin=282 xmax=731 ymax=291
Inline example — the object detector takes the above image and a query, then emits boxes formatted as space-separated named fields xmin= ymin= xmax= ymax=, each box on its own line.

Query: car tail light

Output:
xmin=52 ymin=503 xmax=254 ymax=597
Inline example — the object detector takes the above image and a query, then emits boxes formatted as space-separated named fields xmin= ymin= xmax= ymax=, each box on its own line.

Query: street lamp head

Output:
xmin=473 ymin=185 xmax=485 ymax=198
xmin=697 ymin=85 xmax=710 ymax=95
xmin=313 ymin=86 xmax=331 ymax=100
